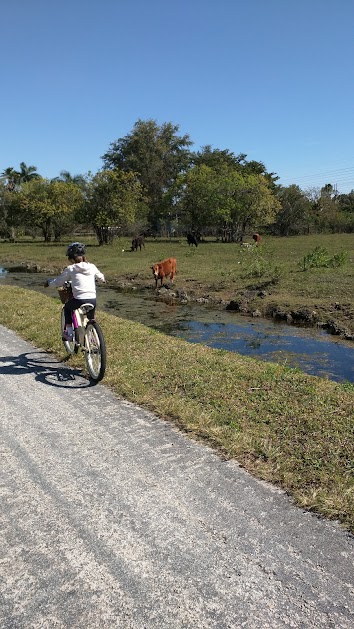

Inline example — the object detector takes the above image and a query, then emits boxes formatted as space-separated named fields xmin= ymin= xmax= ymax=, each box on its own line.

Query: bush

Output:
xmin=329 ymin=251 xmax=349 ymax=268
xmin=299 ymin=246 xmax=348 ymax=271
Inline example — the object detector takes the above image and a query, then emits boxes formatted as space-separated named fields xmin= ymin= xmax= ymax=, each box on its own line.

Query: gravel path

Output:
xmin=0 ymin=325 xmax=353 ymax=628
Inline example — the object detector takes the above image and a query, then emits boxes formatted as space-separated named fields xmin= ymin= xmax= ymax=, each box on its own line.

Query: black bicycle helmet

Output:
xmin=66 ymin=241 xmax=86 ymax=259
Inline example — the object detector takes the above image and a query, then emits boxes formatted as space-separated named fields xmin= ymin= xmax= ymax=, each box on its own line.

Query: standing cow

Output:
xmin=151 ymin=257 xmax=177 ymax=288
xmin=131 ymin=236 xmax=145 ymax=251
xmin=187 ymin=233 xmax=198 ymax=247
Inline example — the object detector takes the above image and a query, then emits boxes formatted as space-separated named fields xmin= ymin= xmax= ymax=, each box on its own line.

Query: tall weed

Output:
xmin=240 ymin=244 xmax=282 ymax=284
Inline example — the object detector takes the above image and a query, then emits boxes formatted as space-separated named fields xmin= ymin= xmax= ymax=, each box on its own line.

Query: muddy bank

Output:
xmin=111 ymin=278 xmax=354 ymax=341
xmin=226 ymin=295 xmax=354 ymax=341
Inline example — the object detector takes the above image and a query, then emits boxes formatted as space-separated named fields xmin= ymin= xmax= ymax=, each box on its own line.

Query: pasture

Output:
xmin=1 ymin=233 xmax=353 ymax=333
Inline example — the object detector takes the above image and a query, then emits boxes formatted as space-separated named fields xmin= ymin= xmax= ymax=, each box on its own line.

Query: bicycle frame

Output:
xmin=71 ymin=304 xmax=94 ymax=349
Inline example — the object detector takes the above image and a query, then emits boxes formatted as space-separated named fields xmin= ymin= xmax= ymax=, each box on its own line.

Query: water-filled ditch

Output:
xmin=1 ymin=267 xmax=353 ymax=383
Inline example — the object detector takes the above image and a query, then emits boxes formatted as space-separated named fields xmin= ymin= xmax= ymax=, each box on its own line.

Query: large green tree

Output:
xmin=337 ymin=190 xmax=354 ymax=214
xmin=0 ymin=181 xmax=26 ymax=240
xmin=224 ymin=170 xmax=281 ymax=239
xmin=192 ymin=146 xmax=279 ymax=190
xmin=0 ymin=163 xmax=40 ymax=239
xmin=170 ymin=164 xmax=225 ymax=232
xmin=274 ymin=185 xmax=312 ymax=235
xmin=302 ymin=184 xmax=350 ymax=233
xmin=337 ymin=191 xmax=354 ymax=230
xmin=101 ymin=119 xmax=192 ymax=229
xmin=241 ymin=159 xmax=279 ymax=190
xmin=19 ymin=178 xmax=83 ymax=241
xmin=83 ymin=170 xmax=144 ymax=245
xmin=172 ymin=164 xmax=280 ymax=239
xmin=192 ymin=145 xmax=246 ymax=171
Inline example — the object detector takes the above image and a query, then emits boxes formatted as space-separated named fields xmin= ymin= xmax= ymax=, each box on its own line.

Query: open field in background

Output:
xmin=1 ymin=233 xmax=354 ymax=334
xmin=0 ymin=285 xmax=353 ymax=532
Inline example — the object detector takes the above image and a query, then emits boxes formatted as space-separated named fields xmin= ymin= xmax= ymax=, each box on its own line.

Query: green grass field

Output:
xmin=1 ymin=233 xmax=353 ymax=332
xmin=0 ymin=284 xmax=353 ymax=532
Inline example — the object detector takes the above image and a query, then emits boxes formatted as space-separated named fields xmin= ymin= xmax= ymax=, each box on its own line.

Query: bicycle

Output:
xmin=58 ymin=282 xmax=107 ymax=382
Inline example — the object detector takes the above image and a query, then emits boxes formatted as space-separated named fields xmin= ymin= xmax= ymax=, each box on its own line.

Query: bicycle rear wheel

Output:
xmin=61 ymin=308 xmax=78 ymax=354
xmin=84 ymin=321 xmax=106 ymax=381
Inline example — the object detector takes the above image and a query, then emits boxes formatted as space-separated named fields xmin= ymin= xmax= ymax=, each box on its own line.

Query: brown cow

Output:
xmin=151 ymin=257 xmax=177 ymax=288
xmin=252 ymin=233 xmax=262 ymax=245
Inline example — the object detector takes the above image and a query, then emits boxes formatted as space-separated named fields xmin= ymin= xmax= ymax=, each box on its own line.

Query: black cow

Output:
xmin=131 ymin=236 xmax=145 ymax=251
xmin=187 ymin=233 xmax=198 ymax=247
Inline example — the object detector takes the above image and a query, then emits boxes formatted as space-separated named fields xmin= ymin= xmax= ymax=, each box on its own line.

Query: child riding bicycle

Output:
xmin=45 ymin=242 xmax=105 ymax=341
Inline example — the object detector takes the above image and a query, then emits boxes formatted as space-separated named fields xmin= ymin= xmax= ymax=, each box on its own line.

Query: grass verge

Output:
xmin=1 ymin=285 xmax=353 ymax=533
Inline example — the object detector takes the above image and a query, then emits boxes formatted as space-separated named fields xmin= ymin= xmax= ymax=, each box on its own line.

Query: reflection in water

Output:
xmin=167 ymin=320 xmax=354 ymax=383
xmin=1 ymin=269 xmax=354 ymax=383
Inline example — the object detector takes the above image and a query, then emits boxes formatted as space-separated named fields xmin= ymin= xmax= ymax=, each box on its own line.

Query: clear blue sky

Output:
xmin=2 ymin=0 xmax=354 ymax=193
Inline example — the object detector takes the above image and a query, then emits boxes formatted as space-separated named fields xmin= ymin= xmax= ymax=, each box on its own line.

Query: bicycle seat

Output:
xmin=79 ymin=303 xmax=95 ymax=314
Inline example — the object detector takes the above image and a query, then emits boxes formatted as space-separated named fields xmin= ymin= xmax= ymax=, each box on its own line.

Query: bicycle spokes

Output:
xmin=84 ymin=322 xmax=106 ymax=381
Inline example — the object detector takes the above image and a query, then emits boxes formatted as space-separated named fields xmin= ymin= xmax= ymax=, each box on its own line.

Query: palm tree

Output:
xmin=1 ymin=163 xmax=40 ymax=240
xmin=17 ymin=162 xmax=41 ymax=183
xmin=1 ymin=167 xmax=19 ymax=191
xmin=53 ymin=170 xmax=87 ymax=187
xmin=1 ymin=163 xmax=41 ymax=189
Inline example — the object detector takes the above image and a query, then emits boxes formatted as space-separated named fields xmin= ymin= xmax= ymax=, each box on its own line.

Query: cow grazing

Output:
xmin=151 ymin=257 xmax=177 ymax=288
xmin=252 ymin=233 xmax=262 ymax=245
xmin=131 ymin=236 xmax=145 ymax=251
xmin=187 ymin=233 xmax=198 ymax=247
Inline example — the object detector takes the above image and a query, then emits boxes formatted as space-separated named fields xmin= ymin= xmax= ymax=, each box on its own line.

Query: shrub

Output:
xmin=299 ymin=246 xmax=348 ymax=271
xmin=329 ymin=251 xmax=349 ymax=268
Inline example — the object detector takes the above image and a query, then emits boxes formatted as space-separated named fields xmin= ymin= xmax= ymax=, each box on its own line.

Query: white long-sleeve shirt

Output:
xmin=49 ymin=262 xmax=105 ymax=300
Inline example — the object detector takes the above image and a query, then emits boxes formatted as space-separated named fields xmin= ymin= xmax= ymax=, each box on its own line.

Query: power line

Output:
xmin=279 ymin=165 xmax=354 ymax=192
xmin=280 ymin=166 xmax=354 ymax=183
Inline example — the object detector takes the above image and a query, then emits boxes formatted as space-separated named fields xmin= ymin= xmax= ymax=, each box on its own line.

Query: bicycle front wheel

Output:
xmin=61 ymin=308 xmax=78 ymax=354
xmin=84 ymin=321 xmax=106 ymax=381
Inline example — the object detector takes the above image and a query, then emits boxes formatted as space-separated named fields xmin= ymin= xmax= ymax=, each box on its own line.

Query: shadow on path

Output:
xmin=0 ymin=350 xmax=95 ymax=389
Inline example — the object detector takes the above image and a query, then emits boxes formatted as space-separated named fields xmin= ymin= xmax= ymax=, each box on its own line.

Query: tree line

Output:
xmin=1 ymin=119 xmax=354 ymax=244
